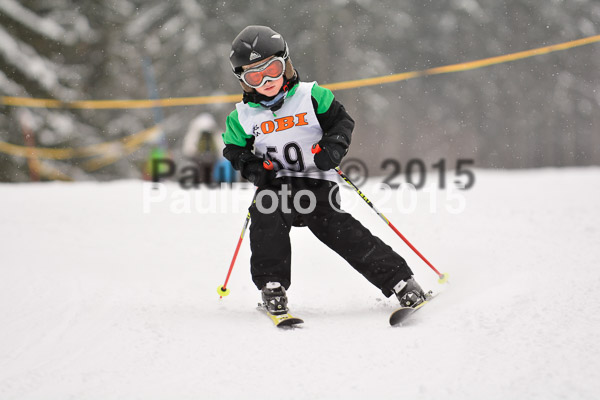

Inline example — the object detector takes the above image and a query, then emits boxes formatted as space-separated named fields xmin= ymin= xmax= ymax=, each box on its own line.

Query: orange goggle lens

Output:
xmin=242 ymin=58 xmax=285 ymax=88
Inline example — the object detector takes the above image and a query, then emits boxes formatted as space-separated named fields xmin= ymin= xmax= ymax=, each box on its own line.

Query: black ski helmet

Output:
xmin=230 ymin=25 xmax=295 ymax=92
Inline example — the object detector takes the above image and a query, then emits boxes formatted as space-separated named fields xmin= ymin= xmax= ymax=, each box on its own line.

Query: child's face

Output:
xmin=242 ymin=57 xmax=285 ymax=97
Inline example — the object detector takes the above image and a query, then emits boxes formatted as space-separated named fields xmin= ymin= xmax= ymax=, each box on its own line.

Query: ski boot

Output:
xmin=261 ymin=282 xmax=289 ymax=315
xmin=393 ymin=276 xmax=426 ymax=308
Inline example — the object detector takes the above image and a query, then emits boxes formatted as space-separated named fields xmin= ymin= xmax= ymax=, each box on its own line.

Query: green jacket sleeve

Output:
xmin=221 ymin=109 xmax=257 ymax=170
xmin=311 ymin=83 xmax=335 ymax=114
xmin=310 ymin=83 xmax=354 ymax=146
xmin=222 ymin=109 xmax=253 ymax=147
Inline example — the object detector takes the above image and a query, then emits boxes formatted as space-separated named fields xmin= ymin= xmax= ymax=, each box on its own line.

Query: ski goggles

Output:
xmin=240 ymin=57 xmax=285 ymax=88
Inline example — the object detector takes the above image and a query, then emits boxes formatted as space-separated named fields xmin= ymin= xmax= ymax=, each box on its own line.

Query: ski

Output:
xmin=258 ymin=304 xmax=304 ymax=328
xmin=389 ymin=290 xmax=436 ymax=326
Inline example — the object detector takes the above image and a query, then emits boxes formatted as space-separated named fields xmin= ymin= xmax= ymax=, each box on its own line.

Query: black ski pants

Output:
xmin=248 ymin=177 xmax=413 ymax=297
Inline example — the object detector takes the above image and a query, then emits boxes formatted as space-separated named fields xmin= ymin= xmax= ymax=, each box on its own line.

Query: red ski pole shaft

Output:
xmin=311 ymin=144 xmax=448 ymax=283
xmin=218 ymin=160 xmax=274 ymax=298
xmin=218 ymin=211 xmax=251 ymax=298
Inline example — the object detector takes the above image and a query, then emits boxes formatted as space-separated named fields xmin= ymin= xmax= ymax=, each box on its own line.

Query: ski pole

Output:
xmin=217 ymin=160 xmax=275 ymax=298
xmin=312 ymin=144 xmax=448 ymax=284
xmin=217 ymin=210 xmax=250 ymax=298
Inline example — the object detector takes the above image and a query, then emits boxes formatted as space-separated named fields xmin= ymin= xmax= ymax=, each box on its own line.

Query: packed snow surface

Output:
xmin=1 ymin=168 xmax=599 ymax=399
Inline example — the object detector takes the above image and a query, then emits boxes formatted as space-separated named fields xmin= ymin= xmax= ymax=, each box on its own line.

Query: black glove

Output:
xmin=241 ymin=158 xmax=277 ymax=187
xmin=313 ymin=134 xmax=349 ymax=171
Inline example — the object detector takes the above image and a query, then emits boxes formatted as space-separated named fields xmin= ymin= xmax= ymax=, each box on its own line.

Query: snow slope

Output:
xmin=1 ymin=168 xmax=599 ymax=399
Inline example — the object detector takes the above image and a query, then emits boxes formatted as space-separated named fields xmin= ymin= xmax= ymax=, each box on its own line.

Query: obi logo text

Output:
xmin=260 ymin=112 xmax=308 ymax=134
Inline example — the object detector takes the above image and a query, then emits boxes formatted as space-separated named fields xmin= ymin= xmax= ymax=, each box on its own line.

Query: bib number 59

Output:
xmin=266 ymin=142 xmax=305 ymax=172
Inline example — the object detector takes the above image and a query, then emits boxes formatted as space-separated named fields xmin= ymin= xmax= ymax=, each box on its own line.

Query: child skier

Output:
xmin=222 ymin=25 xmax=426 ymax=317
